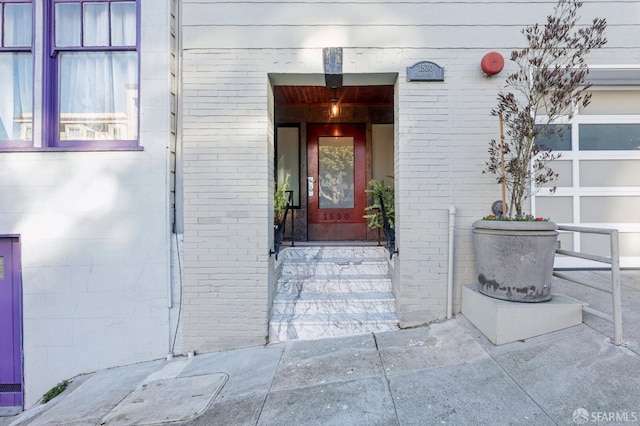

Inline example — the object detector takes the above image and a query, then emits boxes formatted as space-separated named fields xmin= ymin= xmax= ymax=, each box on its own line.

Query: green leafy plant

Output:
xmin=364 ymin=177 xmax=394 ymax=230
xmin=41 ymin=380 xmax=68 ymax=404
xmin=274 ymin=173 xmax=290 ymax=225
xmin=484 ymin=0 xmax=606 ymax=218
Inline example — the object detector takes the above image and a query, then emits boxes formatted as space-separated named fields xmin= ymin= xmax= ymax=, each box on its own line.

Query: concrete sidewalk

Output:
xmin=3 ymin=271 xmax=640 ymax=426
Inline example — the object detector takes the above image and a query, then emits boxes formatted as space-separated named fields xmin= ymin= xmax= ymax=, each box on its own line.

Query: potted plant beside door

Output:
xmin=474 ymin=0 xmax=606 ymax=302
xmin=364 ymin=177 xmax=395 ymax=258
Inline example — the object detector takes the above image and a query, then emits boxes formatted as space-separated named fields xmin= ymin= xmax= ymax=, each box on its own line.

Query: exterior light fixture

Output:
xmin=329 ymin=88 xmax=341 ymax=118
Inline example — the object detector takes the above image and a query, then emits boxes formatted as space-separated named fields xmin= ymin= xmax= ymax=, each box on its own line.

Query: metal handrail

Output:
xmin=553 ymin=225 xmax=623 ymax=345
xmin=271 ymin=191 xmax=294 ymax=260
xmin=286 ymin=190 xmax=295 ymax=248
xmin=378 ymin=195 xmax=398 ymax=260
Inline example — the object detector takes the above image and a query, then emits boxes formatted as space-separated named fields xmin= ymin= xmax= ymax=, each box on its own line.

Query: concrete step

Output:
xmin=284 ymin=246 xmax=389 ymax=260
xmin=278 ymin=275 xmax=392 ymax=294
xmin=281 ymin=258 xmax=389 ymax=277
xmin=272 ymin=292 xmax=396 ymax=315
xmin=268 ymin=313 xmax=399 ymax=342
xmin=269 ymin=245 xmax=399 ymax=343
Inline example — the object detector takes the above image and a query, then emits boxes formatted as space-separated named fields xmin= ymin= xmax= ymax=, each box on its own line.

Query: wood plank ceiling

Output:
xmin=274 ymin=85 xmax=394 ymax=108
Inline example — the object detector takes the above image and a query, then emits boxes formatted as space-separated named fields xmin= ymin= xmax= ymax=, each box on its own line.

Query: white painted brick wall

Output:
xmin=181 ymin=51 xmax=272 ymax=351
xmin=0 ymin=0 xmax=174 ymax=407
xmin=180 ymin=0 xmax=640 ymax=343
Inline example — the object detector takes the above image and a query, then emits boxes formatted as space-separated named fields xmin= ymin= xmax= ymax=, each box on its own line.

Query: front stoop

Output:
xmin=269 ymin=246 xmax=400 ymax=342
xmin=461 ymin=285 xmax=585 ymax=345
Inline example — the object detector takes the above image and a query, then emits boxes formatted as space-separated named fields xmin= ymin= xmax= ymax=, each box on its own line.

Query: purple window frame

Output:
xmin=0 ymin=0 xmax=34 ymax=150
xmin=43 ymin=0 xmax=141 ymax=151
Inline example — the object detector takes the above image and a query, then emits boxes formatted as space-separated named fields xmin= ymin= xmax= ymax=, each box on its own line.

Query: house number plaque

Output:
xmin=406 ymin=61 xmax=445 ymax=82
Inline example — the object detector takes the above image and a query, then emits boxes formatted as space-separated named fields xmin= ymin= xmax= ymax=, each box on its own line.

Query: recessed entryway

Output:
xmin=271 ymin=74 xmax=397 ymax=243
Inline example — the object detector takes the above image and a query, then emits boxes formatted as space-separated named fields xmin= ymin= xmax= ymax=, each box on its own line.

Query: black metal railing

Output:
xmin=271 ymin=190 xmax=294 ymax=260
xmin=378 ymin=195 xmax=397 ymax=260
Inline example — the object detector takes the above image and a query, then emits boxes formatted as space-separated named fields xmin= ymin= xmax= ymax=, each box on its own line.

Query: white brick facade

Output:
xmin=179 ymin=0 xmax=640 ymax=350
xmin=180 ymin=53 xmax=272 ymax=350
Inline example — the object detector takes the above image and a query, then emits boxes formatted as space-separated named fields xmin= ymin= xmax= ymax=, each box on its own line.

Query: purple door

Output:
xmin=0 ymin=238 xmax=22 ymax=410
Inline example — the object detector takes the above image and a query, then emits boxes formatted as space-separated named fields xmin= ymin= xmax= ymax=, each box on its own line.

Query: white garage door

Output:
xmin=533 ymin=89 xmax=640 ymax=268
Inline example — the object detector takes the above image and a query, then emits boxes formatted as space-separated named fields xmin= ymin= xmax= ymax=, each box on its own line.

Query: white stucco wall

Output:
xmin=179 ymin=0 xmax=640 ymax=347
xmin=0 ymin=0 xmax=174 ymax=407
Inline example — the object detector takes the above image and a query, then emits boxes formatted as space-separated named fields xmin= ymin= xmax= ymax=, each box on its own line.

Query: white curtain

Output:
xmin=56 ymin=2 xmax=137 ymax=140
xmin=0 ymin=4 xmax=32 ymax=141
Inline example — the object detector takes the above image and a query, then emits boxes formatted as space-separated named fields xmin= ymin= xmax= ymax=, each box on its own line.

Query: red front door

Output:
xmin=307 ymin=123 xmax=367 ymax=241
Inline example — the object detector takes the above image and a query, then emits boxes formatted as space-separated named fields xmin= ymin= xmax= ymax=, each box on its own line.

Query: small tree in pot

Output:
xmin=485 ymin=0 xmax=607 ymax=218
xmin=474 ymin=0 xmax=606 ymax=302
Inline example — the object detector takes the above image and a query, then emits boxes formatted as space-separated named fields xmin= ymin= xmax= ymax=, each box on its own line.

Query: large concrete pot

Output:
xmin=472 ymin=220 xmax=558 ymax=302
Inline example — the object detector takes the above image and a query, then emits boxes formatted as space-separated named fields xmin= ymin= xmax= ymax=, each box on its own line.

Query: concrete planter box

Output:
xmin=472 ymin=220 xmax=558 ymax=303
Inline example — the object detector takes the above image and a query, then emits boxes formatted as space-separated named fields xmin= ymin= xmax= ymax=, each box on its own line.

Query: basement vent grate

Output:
xmin=0 ymin=384 xmax=21 ymax=393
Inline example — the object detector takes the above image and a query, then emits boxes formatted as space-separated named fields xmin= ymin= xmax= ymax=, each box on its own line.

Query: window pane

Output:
xmin=579 ymin=124 xmax=640 ymax=151
xmin=59 ymin=52 xmax=138 ymax=140
xmin=55 ymin=3 xmax=81 ymax=47
xmin=535 ymin=124 xmax=571 ymax=151
xmin=318 ymin=137 xmax=355 ymax=209
xmin=277 ymin=127 xmax=300 ymax=206
xmin=4 ymin=3 xmax=32 ymax=47
xmin=0 ymin=52 xmax=33 ymax=141
xmin=83 ymin=2 xmax=109 ymax=47
xmin=111 ymin=2 xmax=136 ymax=46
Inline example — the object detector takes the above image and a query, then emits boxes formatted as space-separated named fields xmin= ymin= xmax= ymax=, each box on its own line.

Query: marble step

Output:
xmin=284 ymin=246 xmax=388 ymax=260
xmin=268 ymin=313 xmax=399 ymax=342
xmin=278 ymin=274 xmax=392 ymax=294
xmin=281 ymin=258 xmax=389 ymax=277
xmin=272 ymin=292 xmax=395 ymax=315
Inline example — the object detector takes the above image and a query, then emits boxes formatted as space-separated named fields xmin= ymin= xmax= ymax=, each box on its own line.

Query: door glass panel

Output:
xmin=318 ymin=136 xmax=354 ymax=209
xmin=0 ymin=257 xmax=4 ymax=279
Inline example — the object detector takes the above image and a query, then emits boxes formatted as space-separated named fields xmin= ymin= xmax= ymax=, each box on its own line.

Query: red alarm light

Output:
xmin=481 ymin=52 xmax=505 ymax=76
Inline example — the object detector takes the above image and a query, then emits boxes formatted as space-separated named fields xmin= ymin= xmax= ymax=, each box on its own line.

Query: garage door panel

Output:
xmin=541 ymin=160 xmax=572 ymax=188
xmin=581 ymin=196 xmax=640 ymax=223
xmin=536 ymin=90 xmax=640 ymax=268
xmin=582 ymin=91 xmax=640 ymax=115
xmin=620 ymin=233 xmax=640 ymax=258
xmin=580 ymin=233 xmax=612 ymax=258
xmin=536 ymin=196 xmax=573 ymax=222
xmin=580 ymin=160 xmax=640 ymax=187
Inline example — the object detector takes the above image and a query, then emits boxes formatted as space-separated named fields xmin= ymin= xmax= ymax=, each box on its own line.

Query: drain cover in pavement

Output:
xmin=100 ymin=373 xmax=227 ymax=425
